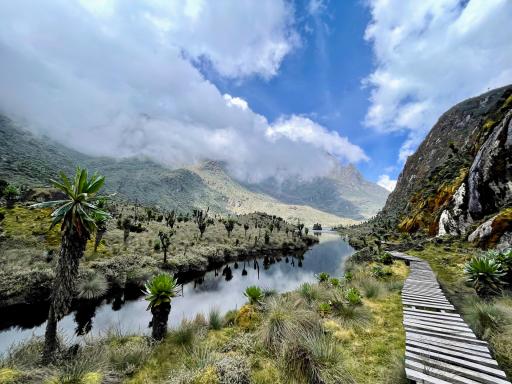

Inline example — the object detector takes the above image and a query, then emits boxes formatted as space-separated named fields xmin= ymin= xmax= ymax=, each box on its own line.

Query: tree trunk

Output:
xmin=163 ymin=249 xmax=167 ymax=264
xmin=42 ymin=229 xmax=87 ymax=362
xmin=42 ymin=306 xmax=58 ymax=364
xmin=94 ymin=228 xmax=106 ymax=252
xmin=151 ymin=303 xmax=171 ymax=340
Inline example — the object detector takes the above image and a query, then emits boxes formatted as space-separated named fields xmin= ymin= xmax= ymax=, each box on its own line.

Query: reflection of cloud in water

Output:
xmin=0 ymin=233 xmax=353 ymax=354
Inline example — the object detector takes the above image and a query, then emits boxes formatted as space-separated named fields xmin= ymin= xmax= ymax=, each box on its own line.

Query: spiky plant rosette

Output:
xmin=144 ymin=273 xmax=180 ymax=310
xmin=464 ymin=256 xmax=505 ymax=297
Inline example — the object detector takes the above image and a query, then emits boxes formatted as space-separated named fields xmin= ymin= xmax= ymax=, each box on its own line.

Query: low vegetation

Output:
xmin=0 ymin=190 xmax=316 ymax=309
xmin=0 ymin=256 xmax=407 ymax=383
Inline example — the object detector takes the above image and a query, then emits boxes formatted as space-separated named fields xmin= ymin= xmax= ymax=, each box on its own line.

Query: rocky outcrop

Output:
xmin=438 ymin=109 xmax=512 ymax=239
xmin=379 ymin=84 xmax=512 ymax=246
xmin=468 ymin=209 xmax=512 ymax=250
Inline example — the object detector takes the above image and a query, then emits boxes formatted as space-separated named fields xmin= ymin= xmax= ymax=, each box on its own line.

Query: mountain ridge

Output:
xmin=0 ymin=115 xmax=386 ymax=225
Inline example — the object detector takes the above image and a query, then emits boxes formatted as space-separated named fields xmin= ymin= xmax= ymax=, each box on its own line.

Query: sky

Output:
xmin=1 ymin=0 xmax=511 ymax=191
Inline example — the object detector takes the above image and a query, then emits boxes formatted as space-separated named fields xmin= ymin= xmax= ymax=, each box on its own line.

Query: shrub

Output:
xmin=215 ymin=355 xmax=250 ymax=384
xmin=208 ymin=308 xmax=223 ymax=330
xmin=343 ymin=271 xmax=353 ymax=282
xmin=371 ymin=265 xmax=392 ymax=279
xmin=496 ymin=249 xmax=512 ymax=284
xmin=298 ymin=283 xmax=320 ymax=304
xmin=345 ymin=287 xmax=362 ymax=306
xmin=316 ymin=272 xmax=330 ymax=283
xmin=223 ymin=310 xmax=238 ymax=327
xmin=464 ymin=256 xmax=505 ymax=298
xmin=244 ymin=286 xmax=264 ymax=305
xmin=318 ymin=302 xmax=332 ymax=316
xmin=329 ymin=278 xmax=341 ymax=288
xmin=379 ymin=253 xmax=393 ymax=265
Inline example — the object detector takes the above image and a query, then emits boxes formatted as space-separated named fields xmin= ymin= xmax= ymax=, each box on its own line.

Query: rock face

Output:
xmin=380 ymin=84 xmax=512 ymax=248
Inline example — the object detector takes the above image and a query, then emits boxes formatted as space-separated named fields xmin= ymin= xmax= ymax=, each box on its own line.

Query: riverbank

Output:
xmin=0 ymin=256 xmax=408 ymax=384
xmin=0 ymin=204 xmax=317 ymax=308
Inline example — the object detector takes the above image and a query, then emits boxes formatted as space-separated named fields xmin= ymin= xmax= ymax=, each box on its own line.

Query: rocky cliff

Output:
xmin=381 ymin=85 xmax=512 ymax=249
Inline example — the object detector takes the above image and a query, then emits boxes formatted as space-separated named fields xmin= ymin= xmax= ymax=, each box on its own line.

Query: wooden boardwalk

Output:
xmin=390 ymin=251 xmax=510 ymax=384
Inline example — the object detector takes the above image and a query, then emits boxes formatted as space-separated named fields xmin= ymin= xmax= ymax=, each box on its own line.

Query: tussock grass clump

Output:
xmin=463 ymin=297 xmax=512 ymax=339
xmin=77 ymin=271 xmax=108 ymax=300
xmin=259 ymin=297 xmax=320 ymax=353
xmin=107 ymin=336 xmax=152 ymax=375
xmin=280 ymin=331 xmax=353 ymax=384
xmin=358 ymin=279 xmax=385 ymax=299
xmin=208 ymin=307 xmax=223 ymax=330
xmin=171 ymin=320 xmax=198 ymax=347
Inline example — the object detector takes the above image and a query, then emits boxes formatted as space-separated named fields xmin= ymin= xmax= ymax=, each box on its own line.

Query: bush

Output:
xmin=371 ymin=265 xmax=392 ymax=279
xmin=345 ymin=287 xmax=362 ymax=306
xmin=329 ymin=278 xmax=341 ymax=288
xmin=244 ymin=286 xmax=264 ymax=305
xmin=379 ymin=253 xmax=393 ymax=265
xmin=215 ymin=355 xmax=250 ymax=384
xmin=464 ymin=256 xmax=505 ymax=298
xmin=297 ymin=283 xmax=320 ymax=304
xmin=316 ymin=272 xmax=330 ymax=283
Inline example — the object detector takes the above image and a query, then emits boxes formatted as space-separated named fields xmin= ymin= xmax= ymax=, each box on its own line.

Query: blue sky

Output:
xmin=1 ymin=0 xmax=511 ymax=190
xmin=205 ymin=0 xmax=405 ymax=183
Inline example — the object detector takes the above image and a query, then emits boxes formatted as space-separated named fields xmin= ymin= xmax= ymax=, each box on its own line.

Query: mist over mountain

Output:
xmin=0 ymin=115 xmax=386 ymax=225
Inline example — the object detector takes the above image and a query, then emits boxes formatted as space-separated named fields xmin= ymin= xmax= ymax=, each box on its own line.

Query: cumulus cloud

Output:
xmin=377 ymin=174 xmax=397 ymax=192
xmin=267 ymin=115 xmax=369 ymax=163
xmin=364 ymin=0 xmax=512 ymax=161
xmin=0 ymin=0 xmax=366 ymax=182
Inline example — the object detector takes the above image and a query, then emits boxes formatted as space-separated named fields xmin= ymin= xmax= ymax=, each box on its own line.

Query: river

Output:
xmin=0 ymin=231 xmax=353 ymax=355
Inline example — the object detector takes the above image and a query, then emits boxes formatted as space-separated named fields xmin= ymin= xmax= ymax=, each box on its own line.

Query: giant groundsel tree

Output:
xmin=31 ymin=167 xmax=110 ymax=362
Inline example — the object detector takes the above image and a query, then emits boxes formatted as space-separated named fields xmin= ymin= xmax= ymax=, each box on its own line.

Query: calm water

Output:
xmin=0 ymin=232 xmax=353 ymax=355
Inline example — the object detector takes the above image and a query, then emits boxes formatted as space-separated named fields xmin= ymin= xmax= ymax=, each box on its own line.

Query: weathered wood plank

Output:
xmin=406 ymin=340 xmax=497 ymax=366
xmin=406 ymin=351 xmax=510 ymax=384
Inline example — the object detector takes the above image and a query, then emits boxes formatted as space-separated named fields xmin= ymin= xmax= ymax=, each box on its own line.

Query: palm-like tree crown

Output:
xmin=31 ymin=167 xmax=110 ymax=237
xmin=144 ymin=273 xmax=180 ymax=310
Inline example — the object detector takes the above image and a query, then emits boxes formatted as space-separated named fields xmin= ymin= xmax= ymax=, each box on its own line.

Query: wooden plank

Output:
xmin=407 ymin=332 xmax=490 ymax=353
xmin=404 ymin=323 xmax=476 ymax=338
xmin=407 ymin=346 xmax=506 ymax=377
xmin=406 ymin=359 xmax=484 ymax=384
xmin=404 ymin=327 xmax=486 ymax=345
xmin=404 ymin=308 xmax=461 ymax=318
xmin=406 ymin=351 xmax=510 ymax=384
xmin=406 ymin=340 xmax=497 ymax=366
xmin=404 ymin=367 xmax=454 ymax=384
xmin=404 ymin=319 xmax=473 ymax=334
xmin=404 ymin=315 xmax=467 ymax=327
xmin=402 ymin=301 xmax=455 ymax=310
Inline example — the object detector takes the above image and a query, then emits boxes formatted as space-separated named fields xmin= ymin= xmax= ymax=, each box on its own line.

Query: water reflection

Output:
xmin=0 ymin=232 xmax=352 ymax=354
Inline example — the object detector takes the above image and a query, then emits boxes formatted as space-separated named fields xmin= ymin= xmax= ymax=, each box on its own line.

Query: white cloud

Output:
xmin=0 ymin=0 xmax=366 ymax=183
xmin=377 ymin=174 xmax=397 ymax=192
xmin=364 ymin=0 xmax=512 ymax=161
xmin=223 ymin=94 xmax=249 ymax=111
xmin=267 ymin=115 xmax=369 ymax=163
